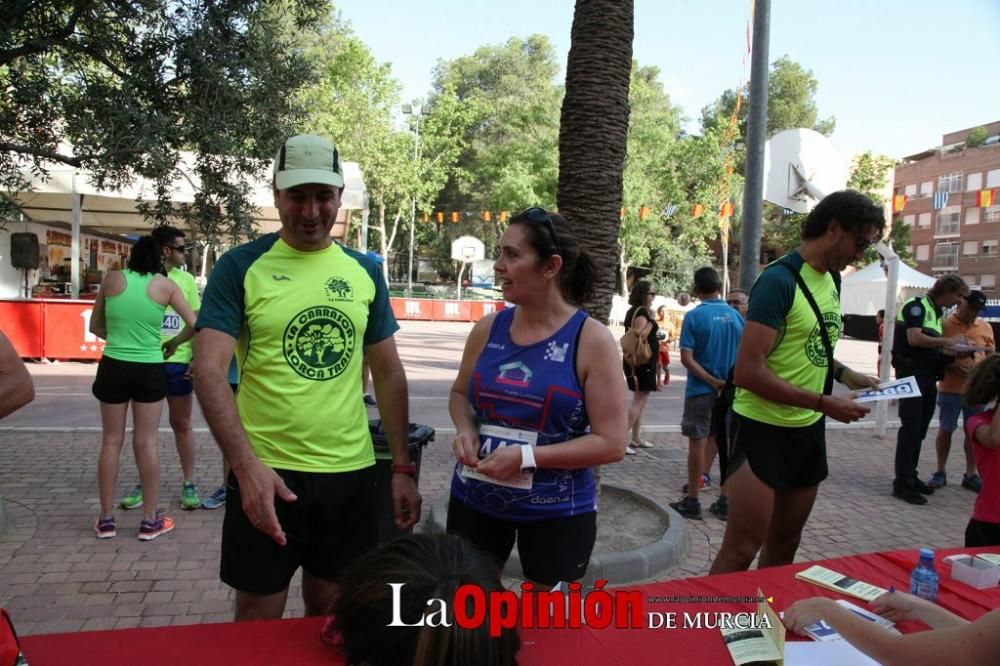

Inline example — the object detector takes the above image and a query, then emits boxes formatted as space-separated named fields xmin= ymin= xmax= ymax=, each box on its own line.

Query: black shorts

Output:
xmin=164 ymin=362 xmax=193 ymax=397
xmin=965 ymin=518 xmax=1000 ymax=547
xmin=446 ymin=496 xmax=597 ymax=586
xmin=221 ymin=466 xmax=378 ymax=595
xmin=727 ymin=413 xmax=828 ymax=489
xmin=92 ymin=356 xmax=167 ymax=404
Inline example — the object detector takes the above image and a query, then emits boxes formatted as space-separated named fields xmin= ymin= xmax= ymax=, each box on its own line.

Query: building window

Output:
xmin=987 ymin=169 xmax=1000 ymax=189
xmin=936 ymin=206 xmax=961 ymax=235
xmin=982 ymin=274 xmax=996 ymax=290
xmin=903 ymin=214 xmax=915 ymax=226
xmin=918 ymin=212 xmax=931 ymax=227
xmin=939 ymin=172 xmax=963 ymax=193
xmin=983 ymin=240 xmax=999 ymax=257
xmin=963 ymin=241 xmax=978 ymax=255
xmin=985 ymin=205 xmax=1000 ymax=223
xmin=966 ymin=207 xmax=980 ymax=225
xmin=967 ymin=172 xmax=983 ymax=191
xmin=962 ymin=274 xmax=976 ymax=286
xmin=904 ymin=183 xmax=917 ymax=197
xmin=933 ymin=242 xmax=959 ymax=269
xmin=916 ymin=244 xmax=930 ymax=261
xmin=920 ymin=181 xmax=934 ymax=197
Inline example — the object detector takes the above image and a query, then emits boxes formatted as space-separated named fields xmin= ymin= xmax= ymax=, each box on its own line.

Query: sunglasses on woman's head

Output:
xmin=520 ymin=207 xmax=561 ymax=257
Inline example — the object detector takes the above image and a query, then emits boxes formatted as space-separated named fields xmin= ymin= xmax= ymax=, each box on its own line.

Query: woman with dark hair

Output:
xmin=89 ymin=235 xmax=197 ymax=541
xmin=446 ymin=207 xmax=627 ymax=586
xmin=623 ymin=281 xmax=659 ymax=454
xmin=326 ymin=534 xmax=520 ymax=666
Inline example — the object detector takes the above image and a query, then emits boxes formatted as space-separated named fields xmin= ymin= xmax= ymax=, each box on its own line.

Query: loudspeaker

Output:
xmin=10 ymin=232 xmax=40 ymax=270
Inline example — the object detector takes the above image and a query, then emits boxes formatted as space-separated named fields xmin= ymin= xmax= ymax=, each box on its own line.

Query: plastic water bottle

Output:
xmin=909 ymin=547 xmax=940 ymax=602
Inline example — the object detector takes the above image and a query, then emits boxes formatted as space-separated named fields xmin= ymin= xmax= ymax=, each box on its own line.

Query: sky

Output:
xmin=333 ymin=0 xmax=1000 ymax=160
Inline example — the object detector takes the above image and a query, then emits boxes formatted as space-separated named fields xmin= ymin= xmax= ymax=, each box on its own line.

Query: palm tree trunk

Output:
xmin=557 ymin=0 xmax=634 ymax=323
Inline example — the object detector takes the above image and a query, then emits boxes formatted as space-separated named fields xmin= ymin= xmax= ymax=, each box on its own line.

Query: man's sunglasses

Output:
xmin=171 ymin=244 xmax=186 ymax=253
xmin=855 ymin=235 xmax=877 ymax=251
xmin=519 ymin=207 xmax=561 ymax=257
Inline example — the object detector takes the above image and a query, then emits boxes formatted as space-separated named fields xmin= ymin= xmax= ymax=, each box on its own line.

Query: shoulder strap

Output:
xmin=776 ymin=259 xmax=835 ymax=394
xmin=630 ymin=307 xmax=652 ymax=336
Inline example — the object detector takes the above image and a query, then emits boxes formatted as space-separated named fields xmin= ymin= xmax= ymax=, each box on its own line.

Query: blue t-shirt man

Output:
xmin=680 ymin=298 xmax=744 ymax=397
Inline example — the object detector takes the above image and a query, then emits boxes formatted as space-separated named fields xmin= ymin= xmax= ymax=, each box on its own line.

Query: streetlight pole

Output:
xmin=403 ymin=104 xmax=422 ymax=294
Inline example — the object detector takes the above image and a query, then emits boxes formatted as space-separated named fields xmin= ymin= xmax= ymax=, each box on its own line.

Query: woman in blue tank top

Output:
xmin=446 ymin=207 xmax=628 ymax=585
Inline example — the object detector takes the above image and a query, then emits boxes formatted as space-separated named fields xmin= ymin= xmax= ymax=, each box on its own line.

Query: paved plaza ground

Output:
xmin=0 ymin=321 xmax=977 ymax=636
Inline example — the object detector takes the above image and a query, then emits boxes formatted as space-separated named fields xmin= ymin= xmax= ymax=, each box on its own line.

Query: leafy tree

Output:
xmin=1 ymin=0 xmax=332 ymax=241
xmin=848 ymin=151 xmax=914 ymax=266
xmin=557 ymin=0 xmax=633 ymax=323
xmin=966 ymin=126 xmax=988 ymax=148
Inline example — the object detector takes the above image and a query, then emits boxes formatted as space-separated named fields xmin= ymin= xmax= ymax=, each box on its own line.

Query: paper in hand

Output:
xmin=853 ymin=376 xmax=921 ymax=403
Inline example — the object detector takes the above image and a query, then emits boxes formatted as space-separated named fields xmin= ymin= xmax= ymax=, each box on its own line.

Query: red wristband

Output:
xmin=391 ymin=462 xmax=417 ymax=476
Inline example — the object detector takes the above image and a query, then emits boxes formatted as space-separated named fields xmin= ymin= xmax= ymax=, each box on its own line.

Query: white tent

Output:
xmin=841 ymin=261 xmax=936 ymax=316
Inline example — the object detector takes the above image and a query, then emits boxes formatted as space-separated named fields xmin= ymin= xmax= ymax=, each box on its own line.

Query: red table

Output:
xmin=19 ymin=547 xmax=1000 ymax=665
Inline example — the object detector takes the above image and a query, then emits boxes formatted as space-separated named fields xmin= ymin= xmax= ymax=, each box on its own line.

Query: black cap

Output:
xmin=966 ymin=289 xmax=987 ymax=311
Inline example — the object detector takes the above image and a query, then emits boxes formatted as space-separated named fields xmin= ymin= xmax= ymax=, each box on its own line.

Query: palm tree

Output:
xmin=557 ymin=0 xmax=634 ymax=323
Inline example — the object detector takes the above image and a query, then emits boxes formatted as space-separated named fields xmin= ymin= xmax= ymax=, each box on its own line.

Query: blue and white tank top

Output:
xmin=450 ymin=307 xmax=595 ymax=521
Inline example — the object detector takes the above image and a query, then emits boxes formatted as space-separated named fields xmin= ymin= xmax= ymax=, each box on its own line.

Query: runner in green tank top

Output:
xmin=711 ymin=191 xmax=884 ymax=576
xmin=90 ymin=236 xmax=197 ymax=542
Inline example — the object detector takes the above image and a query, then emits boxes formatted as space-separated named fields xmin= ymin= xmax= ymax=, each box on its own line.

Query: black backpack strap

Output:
xmin=775 ymin=259 xmax=835 ymax=395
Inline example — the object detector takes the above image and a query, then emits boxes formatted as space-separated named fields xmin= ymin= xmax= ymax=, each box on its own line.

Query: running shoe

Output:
xmin=669 ymin=495 xmax=702 ymax=520
xmin=927 ymin=471 xmax=947 ymax=489
xmin=201 ymin=486 xmax=227 ymax=510
xmin=625 ymin=445 xmax=637 ymax=456
xmin=138 ymin=510 xmax=175 ymax=541
xmin=682 ymin=473 xmax=712 ymax=494
xmin=962 ymin=473 xmax=983 ymax=493
xmin=180 ymin=481 xmax=201 ymax=510
xmin=709 ymin=496 xmax=729 ymax=521
xmin=120 ymin=484 xmax=143 ymax=509
xmin=631 ymin=439 xmax=655 ymax=448
xmin=94 ymin=516 xmax=116 ymax=539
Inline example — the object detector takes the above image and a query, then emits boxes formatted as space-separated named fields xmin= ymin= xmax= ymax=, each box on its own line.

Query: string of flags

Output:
xmin=892 ymin=190 xmax=996 ymax=214
xmin=417 ymin=203 xmax=739 ymax=224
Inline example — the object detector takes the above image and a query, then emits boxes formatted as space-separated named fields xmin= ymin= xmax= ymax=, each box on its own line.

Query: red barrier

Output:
xmin=390 ymin=297 xmax=431 ymax=321
xmin=431 ymin=300 xmax=472 ymax=321
xmin=388 ymin=298 xmax=504 ymax=322
xmin=0 ymin=300 xmax=44 ymax=357
xmin=42 ymin=300 xmax=105 ymax=360
xmin=471 ymin=300 xmax=503 ymax=321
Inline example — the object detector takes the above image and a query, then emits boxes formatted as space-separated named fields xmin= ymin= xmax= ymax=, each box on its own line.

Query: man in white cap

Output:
xmin=194 ymin=134 xmax=420 ymax=620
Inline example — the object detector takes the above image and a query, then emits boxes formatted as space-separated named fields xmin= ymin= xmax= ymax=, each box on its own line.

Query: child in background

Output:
xmin=655 ymin=305 xmax=671 ymax=390
xmin=963 ymin=353 xmax=1000 ymax=546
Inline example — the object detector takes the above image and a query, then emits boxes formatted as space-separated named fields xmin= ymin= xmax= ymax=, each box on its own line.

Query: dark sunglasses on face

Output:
xmin=520 ymin=207 xmax=561 ymax=257
xmin=172 ymin=245 xmax=186 ymax=252
xmin=855 ymin=235 xmax=876 ymax=251
xmin=727 ymin=299 xmax=745 ymax=306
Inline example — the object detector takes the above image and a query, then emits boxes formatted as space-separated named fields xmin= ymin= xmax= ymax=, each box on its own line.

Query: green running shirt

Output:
xmin=733 ymin=251 xmax=842 ymax=428
xmin=103 ymin=270 xmax=167 ymax=363
xmin=197 ymin=235 xmax=398 ymax=473
xmin=160 ymin=267 xmax=201 ymax=364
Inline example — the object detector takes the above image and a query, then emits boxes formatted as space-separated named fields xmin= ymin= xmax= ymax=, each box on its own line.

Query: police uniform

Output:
xmin=891 ymin=295 xmax=945 ymax=498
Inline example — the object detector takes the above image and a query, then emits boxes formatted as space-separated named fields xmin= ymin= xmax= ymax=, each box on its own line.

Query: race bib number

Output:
xmin=161 ymin=313 xmax=182 ymax=336
xmin=460 ymin=424 xmax=537 ymax=490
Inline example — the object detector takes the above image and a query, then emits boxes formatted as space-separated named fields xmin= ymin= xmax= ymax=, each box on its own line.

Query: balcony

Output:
xmin=934 ymin=214 xmax=961 ymax=238
xmin=932 ymin=244 xmax=959 ymax=270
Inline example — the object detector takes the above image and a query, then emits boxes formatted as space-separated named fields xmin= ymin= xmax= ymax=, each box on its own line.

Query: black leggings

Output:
xmin=965 ymin=518 xmax=1000 ymax=547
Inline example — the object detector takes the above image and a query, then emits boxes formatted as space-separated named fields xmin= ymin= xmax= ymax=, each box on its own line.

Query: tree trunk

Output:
xmin=557 ymin=0 xmax=634 ymax=323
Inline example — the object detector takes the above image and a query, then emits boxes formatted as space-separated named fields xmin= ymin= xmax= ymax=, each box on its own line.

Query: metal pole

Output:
xmin=407 ymin=112 xmax=420 ymax=295
xmin=738 ymin=0 xmax=770 ymax=290
xmin=70 ymin=179 xmax=82 ymax=300
xmin=875 ymin=242 xmax=900 ymax=437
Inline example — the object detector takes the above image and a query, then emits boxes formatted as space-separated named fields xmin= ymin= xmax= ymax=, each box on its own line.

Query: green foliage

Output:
xmin=966 ymin=126 xmax=988 ymax=148
xmin=1 ymin=0 xmax=332 ymax=241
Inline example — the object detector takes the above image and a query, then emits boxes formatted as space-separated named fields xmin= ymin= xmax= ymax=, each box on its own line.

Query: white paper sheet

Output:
xmin=854 ymin=376 xmax=921 ymax=403
xmin=785 ymin=640 xmax=879 ymax=665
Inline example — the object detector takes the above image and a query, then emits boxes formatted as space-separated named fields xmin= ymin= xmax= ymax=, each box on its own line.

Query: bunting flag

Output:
xmin=720 ymin=202 xmax=735 ymax=218
xmin=663 ymin=204 xmax=678 ymax=218
xmin=499 ymin=211 xmax=509 ymax=222
xmin=482 ymin=211 xmax=492 ymax=222
xmin=435 ymin=212 xmax=444 ymax=224
xmin=692 ymin=204 xmax=705 ymax=217
xmin=421 ymin=212 xmax=429 ymax=222
xmin=450 ymin=211 xmax=460 ymax=223
xmin=932 ymin=191 xmax=949 ymax=210
xmin=978 ymin=190 xmax=995 ymax=208
xmin=893 ymin=194 xmax=907 ymax=213
xmin=638 ymin=206 xmax=651 ymax=221
xmin=620 ymin=207 xmax=627 ymax=219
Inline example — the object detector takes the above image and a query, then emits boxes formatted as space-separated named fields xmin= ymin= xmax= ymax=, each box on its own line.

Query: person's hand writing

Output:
xmin=452 ymin=429 xmax=480 ymax=467
xmin=475 ymin=445 xmax=525 ymax=482
xmin=871 ymin=590 xmax=921 ymax=623
xmin=782 ymin=597 xmax=838 ymax=634
xmin=822 ymin=395 xmax=870 ymax=423
xmin=236 ymin=459 xmax=297 ymax=545
xmin=391 ymin=474 xmax=422 ymax=529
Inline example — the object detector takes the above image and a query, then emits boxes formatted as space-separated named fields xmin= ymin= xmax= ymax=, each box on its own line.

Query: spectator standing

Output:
xmin=962 ymin=353 xmax=1000 ymax=546
xmin=655 ymin=305 xmax=671 ymax=389
xmin=725 ymin=289 xmax=748 ymax=319
xmin=670 ymin=267 xmax=743 ymax=520
xmin=194 ymin=134 xmax=420 ymax=620
xmin=623 ymin=281 xmax=659 ymax=453
xmin=710 ymin=191 xmax=883 ymax=574
xmin=928 ymin=290 xmax=995 ymax=492
xmin=891 ymin=274 xmax=969 ymax=504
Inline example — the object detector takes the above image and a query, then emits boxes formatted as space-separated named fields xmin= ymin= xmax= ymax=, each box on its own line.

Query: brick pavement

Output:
xmin=0 ymin=423 xmax=980 ymax=635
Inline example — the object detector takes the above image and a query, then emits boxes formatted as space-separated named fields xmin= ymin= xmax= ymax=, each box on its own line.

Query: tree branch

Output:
xmin=0 ymin=1 xmax=89 ymax=67
xmin=0 ymin=143 xmax=84 ymax=168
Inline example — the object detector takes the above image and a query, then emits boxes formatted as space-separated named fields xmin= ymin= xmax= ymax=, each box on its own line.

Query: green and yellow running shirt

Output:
xmin=103 ymin=270 xmax=167 ymax=363
xmin=160 ymin=266 xmax=201 ymax=364
xmin=733 ymin=251 xmax=841 ymax=428
xmin=196 ymin=234 xmax=398 ymax=473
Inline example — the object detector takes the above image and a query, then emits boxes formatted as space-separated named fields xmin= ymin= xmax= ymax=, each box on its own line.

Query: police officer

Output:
xmin=890 ymin=274 xmax=968 ymax=505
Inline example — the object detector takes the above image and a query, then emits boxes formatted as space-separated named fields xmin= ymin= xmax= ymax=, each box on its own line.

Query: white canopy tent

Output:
xmin=5 ymin=151 xmax=367 ymax=297
xmin=841 ymin=261 xmax=936 ymax=316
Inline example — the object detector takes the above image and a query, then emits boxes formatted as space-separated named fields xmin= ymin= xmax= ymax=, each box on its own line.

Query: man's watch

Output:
xmin=391 ymin=462 xmax=417 ymax=476
xmin=834 ymin=365 xmax=847 ymax=383
xmin=520 ymin=444 xmax=537 ymax=473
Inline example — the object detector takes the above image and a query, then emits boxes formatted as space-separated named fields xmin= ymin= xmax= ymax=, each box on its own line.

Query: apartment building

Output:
xmin=893 ymin=120 xmax=1000 ymax=293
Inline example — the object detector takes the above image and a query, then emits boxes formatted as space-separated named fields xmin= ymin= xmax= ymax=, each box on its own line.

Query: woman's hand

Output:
xmin=871 ymin=591 xmax=921 ymax=623
xmin=475 ymin=445 xmax=524 ymax=482
xmin=782 ymin=597 xmax=838 ymax=634
xmin=452 ymin=429 xmax=480 ymax=468
xmin=162 ymin=338 xmax=180 ymax=360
